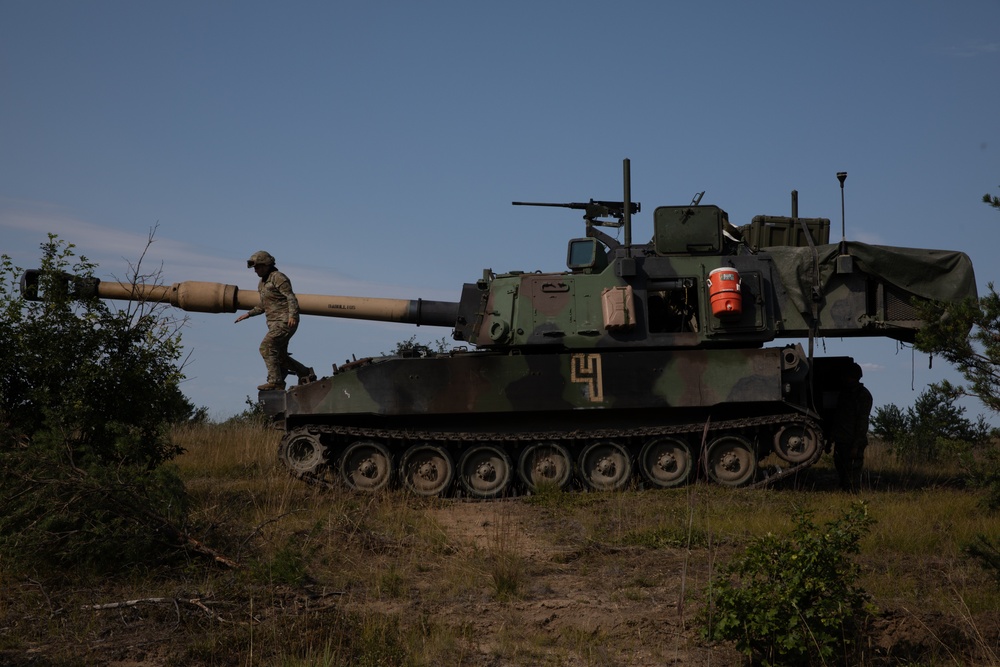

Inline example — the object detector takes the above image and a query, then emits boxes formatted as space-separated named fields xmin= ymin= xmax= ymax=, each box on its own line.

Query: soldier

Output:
xmin=235 ymin=250 xmax=316 ymax=390
xmin=830 ymin=362 xmax=874 ymax=492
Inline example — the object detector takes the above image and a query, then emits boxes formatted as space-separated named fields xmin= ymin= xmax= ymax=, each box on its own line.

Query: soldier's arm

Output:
xmin=235 ymin=305 xmax=264 ymax=322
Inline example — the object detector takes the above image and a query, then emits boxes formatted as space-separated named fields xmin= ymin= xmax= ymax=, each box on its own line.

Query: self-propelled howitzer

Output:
xmin=23 ymin=162 xmax=977 ymax=497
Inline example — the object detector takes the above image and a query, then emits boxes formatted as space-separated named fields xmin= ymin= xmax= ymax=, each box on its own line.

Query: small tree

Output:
xmin=912 ymin=187 xmax=1000 ymax=579
xmin=871 ymin=382 xmax=992 ymax=462
xmin=0 ymin=235 xmax=195 ymax=571
xmin=702 ymin=503 xmax=875 ymax=666
xmin=914 ymin=187 xmax=1000 ymax=412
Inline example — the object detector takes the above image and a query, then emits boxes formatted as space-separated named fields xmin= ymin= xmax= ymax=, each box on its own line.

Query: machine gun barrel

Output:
xmin=512 ymin=201 xmax=590 ymax=209
xmin=512 ymin=200 xmax=640 ymax=215
xmin=20 ymin=270 xmax=460 ymax=328
xmin=512 ymin=199 xmax=640 ymax=229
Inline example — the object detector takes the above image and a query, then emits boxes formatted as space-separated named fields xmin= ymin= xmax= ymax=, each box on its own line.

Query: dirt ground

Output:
xmin=362 ymin=501 xmax=998 ymax=666
xmin=411 ymin=501 xmax=728 ymax=666
xmin=3 ymin=492 xmax=998 ymax=666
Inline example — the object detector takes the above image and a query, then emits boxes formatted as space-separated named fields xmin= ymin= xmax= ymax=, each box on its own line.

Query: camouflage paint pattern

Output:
xmin=280 ymin=346 xmax=789 ymax=423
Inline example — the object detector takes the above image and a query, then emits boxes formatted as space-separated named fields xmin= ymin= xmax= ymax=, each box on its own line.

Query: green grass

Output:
xmin=2 ymin=425 xmax=998 ymax=666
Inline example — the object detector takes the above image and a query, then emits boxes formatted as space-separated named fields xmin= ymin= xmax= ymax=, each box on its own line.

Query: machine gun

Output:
xmin=512 ymin=199 xmax=641 ymax=228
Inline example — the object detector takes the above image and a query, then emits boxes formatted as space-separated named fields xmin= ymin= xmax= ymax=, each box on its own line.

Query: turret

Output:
xmin=459 ymin=201 xmax=976 ymax=351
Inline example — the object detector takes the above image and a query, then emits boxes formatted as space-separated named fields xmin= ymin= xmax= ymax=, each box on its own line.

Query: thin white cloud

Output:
xmin=942 ymin=40 xmax=1000 ymax=58
xmin=1 ymin=204 xmax=456 ymax=302
xmin=850 ymin=230 xmax=883 ymax=245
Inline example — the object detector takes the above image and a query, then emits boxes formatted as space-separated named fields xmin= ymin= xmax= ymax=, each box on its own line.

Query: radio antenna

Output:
xmin=837 ymin=171 xmax=847 ymax=251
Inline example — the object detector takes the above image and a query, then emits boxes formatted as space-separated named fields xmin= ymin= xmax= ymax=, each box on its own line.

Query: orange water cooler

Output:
xmin=707 ymin=268 xmax=742 ymax=317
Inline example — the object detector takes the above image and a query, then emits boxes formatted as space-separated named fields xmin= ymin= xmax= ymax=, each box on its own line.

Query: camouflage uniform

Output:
xmin=238 ymin=251 xmax=314 ymax=390
xmin=830 ymin=363 xmax=873 ymax=492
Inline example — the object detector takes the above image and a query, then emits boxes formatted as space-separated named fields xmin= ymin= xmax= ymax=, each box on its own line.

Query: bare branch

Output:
xmin=82 ymin=596 xmax=239 ymax=624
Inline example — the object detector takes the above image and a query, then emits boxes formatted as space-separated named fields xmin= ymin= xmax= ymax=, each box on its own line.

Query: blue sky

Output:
xmin=2 ymin=1 xmax=999 ymax=420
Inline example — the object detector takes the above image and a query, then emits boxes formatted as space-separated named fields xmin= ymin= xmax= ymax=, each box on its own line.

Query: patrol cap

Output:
xmin=247 ymin=250 xmax=276 ymax=268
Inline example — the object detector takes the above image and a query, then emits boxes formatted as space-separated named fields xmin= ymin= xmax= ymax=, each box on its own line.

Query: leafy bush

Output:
xmin=702 ymin=502 xmax=875 ymax=666
xmin=0 ymin=236 xmax=193 ymax=571
xmin=223 ymin=395 xmax=271 ymax=427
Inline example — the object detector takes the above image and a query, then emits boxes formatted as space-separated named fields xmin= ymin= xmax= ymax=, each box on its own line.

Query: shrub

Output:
xmin=0 ymin=236 xmax=193 ymax=571
xmin=702 ymin=502 xmax=875 ymax=666
xmin=960 ymin=439 xmax=1000 ymax=509
xmin=965 ymin=534 xmax=1000 ymax=587
xmin=223 ymin=395 xmax=271 ymax=427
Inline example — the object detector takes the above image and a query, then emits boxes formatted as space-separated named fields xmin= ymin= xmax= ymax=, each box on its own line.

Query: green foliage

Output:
xmin=907 ymin=188 xmax=1000 ymax=585
xmin=913 ymin=187 xmax=1000 ymax=413
xmin=984 ymin=187 xmax=1000 ymax=211
xmin=869 ymin=402 xmax=908 ymax=444
xmin=871 ymin=382 xmax=992 ymax=462
xmin=702 ymin=502 xmax=875 ymax=666
xmin=0 ymin=236 xmax=191 ymax=571
xmin=0 ymin=453 xmax=188 ymax=570
xmin=962 ymin=439 xmax=1000 ymax=511
xmin=223 ymin=395 xmax=270 ymax=426
xmin=260 ymin=545 xmax=310 ymax=586
xmin=915 ymin=287 xmax=1000 ymax=415
xmin=383 ymin=334 xmax=452 ymax=357
xmin=964 ymin=534 xmax=1000 ymax=586
xmin=621 ymin=525 xmax=711 ymax=549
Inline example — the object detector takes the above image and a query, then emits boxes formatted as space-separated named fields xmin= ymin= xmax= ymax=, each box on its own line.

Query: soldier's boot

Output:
xmin=297 ymin=367 xmax=317 ymax=385
xmin=257 ymin=381 xmax=286 ymax=391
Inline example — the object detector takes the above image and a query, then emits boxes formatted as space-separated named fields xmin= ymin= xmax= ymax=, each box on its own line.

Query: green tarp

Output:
xmin=765 ymin=242 xmax=977 ymax=317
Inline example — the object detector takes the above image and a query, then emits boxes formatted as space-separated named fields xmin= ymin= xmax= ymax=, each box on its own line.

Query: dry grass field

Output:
xmin=2 ymin=422 xmax=999 ymax=666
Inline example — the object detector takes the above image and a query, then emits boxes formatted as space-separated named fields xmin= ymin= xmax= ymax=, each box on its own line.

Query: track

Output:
xmin=277 ymin=412 xmax=823 ymax=497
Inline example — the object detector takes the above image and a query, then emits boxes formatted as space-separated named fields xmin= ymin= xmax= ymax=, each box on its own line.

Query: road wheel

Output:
xmin=517 ymin=442 xmax=572 ymax=492
xmin=578 ymin=440 xmax=632 ymax=491
xmin=772 ymin=424 xmax=820 ymax=464
xmin=706 ymin=435 xmax=756 ymax=486
xmin=400 ymin=444 xmax=455 ymax=497
xmin=639 ymin=436 xmax=694 ymax=488
xmin=339 ymin=440 xmax=393 ymax=492
xmin=458 ymin=445 xmax=512 ymax=499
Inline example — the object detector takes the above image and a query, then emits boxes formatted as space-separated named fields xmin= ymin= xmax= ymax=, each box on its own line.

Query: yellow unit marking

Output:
xmin=571 ymin=353 xmax=604 ymax=403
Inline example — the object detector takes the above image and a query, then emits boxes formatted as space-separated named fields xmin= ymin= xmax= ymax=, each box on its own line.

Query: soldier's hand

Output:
xmin=235 ymin=314 xmax=247 ymax=323
xmin=288 ymin=315 xmax=298 ymax=329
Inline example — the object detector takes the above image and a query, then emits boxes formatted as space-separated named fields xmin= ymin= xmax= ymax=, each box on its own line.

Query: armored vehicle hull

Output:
xmin=264 ymin=344 xmax=855 ymax=496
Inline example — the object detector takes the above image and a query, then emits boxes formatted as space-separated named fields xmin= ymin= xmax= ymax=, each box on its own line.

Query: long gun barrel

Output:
xmin=20 ymin=270 xmax=460 ymax=328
